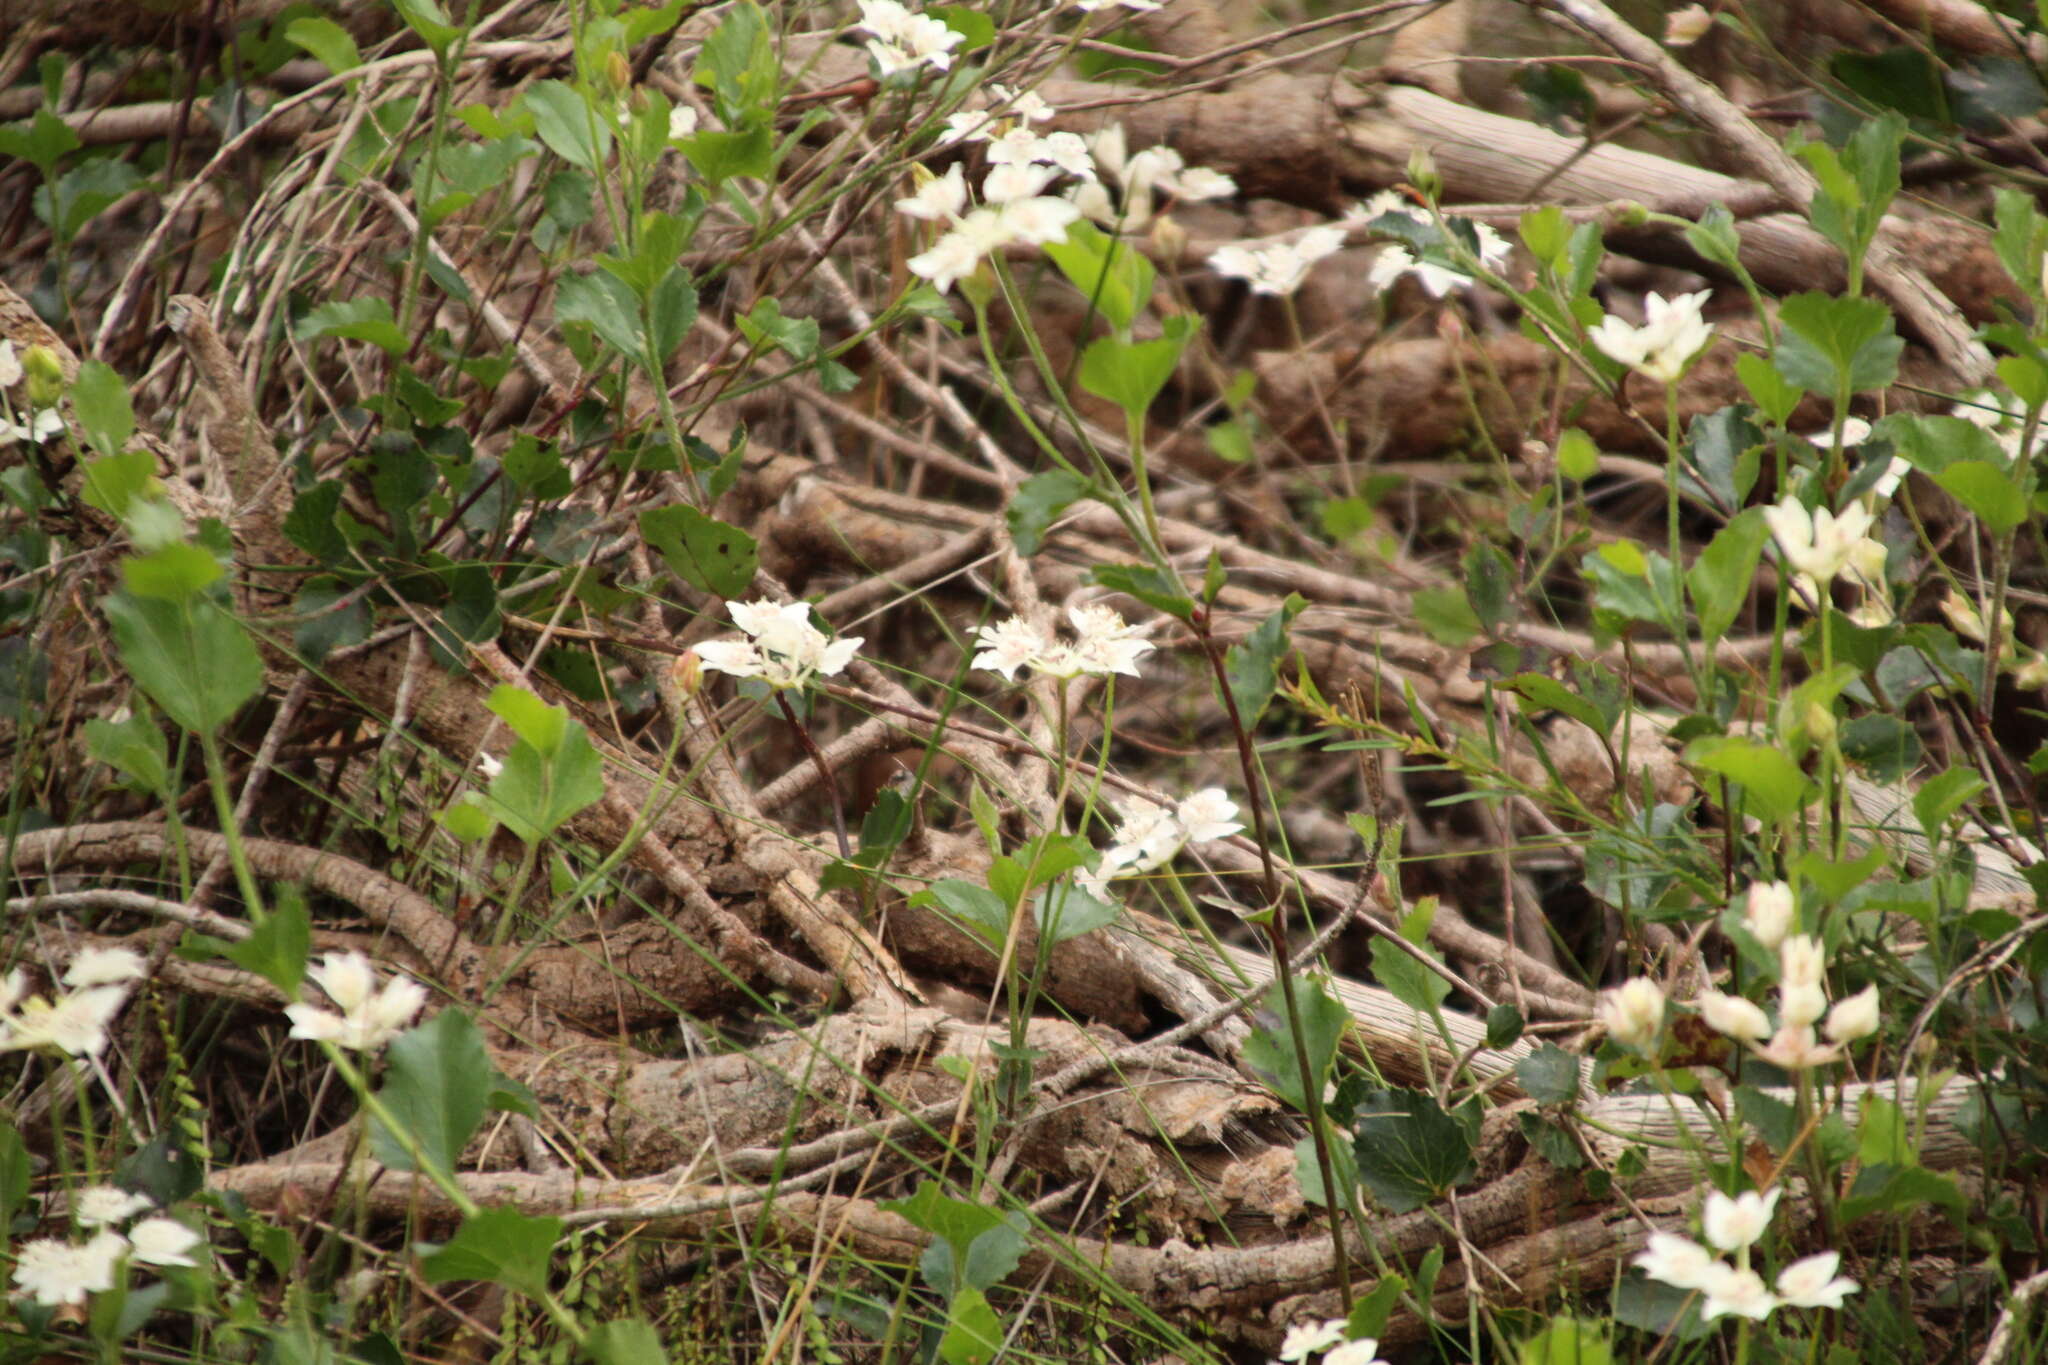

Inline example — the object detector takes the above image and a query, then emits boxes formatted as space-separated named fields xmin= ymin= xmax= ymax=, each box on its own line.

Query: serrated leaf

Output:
xmin=372 ymin=1009 xmax=490 ymax=1175
xmin=420 ymin=1206 xmax=562 ymax=1300
xmin=1351 ymin=1087 xmax=1477 ymax=1213
xmin=639 ymin=504 xmax=757 ymax=598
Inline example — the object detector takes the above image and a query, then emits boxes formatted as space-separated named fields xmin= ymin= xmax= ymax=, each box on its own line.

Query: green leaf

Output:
xmin=392 ymin=0 xmax=462 ymax=53
xmin=1774 ymin=292 xmax=1902 ymax=395
xmin=1351 ymin=1087 xmax=1477 ymax=1213
xmin=296 ymin=297 xmax=407 ymax=355
xmin=0 ymin=107 xmax=80 ymax=175
xmin=938 ymin=1288 xmax=1002 ymax=1365
xmin=1517 ymin=63 xmax=1593 ymax=134
xmin=1840 ymin=1163 xmax=1966 ymax=1224
xmin=1505 ymin=672 xmax=1608 ymax=738
xmin=525 ymin=81 xmax=610 ymax=169
xmin=224 ymin=892 xmax=310 ymax=993
xmin=34 ymin=157 xmax=140 ymax=242
xmin=647 ymin=266 xmax=699 ymax=361
xmin=122 ymin=542 xmax=223 ymax=601
xmin=1913 ymin=764 xmax=1985 ymax=842
xmin=1838 ymin=712 xmax=1922 ymax=783
xmin=639 ymin=505 xmax=758 ymax=598
xmin=1686 ymin=509 xmax=1767 ymax=650
xmin=1484 ymin=1004 xmax=1524 ymax=1049
xmin=1088 ymin=562 xmax=1191 ymax=620
xmin=1515 ymin=1043 xmax=1581 ymax=1105
xmin=738 ymin=297 xmax=820 ymax=361
xmin=1347 ymin=1275 xmax=1406 ymax=1343
xmin=79 ymin=450 xmax=156 ymax=519
xmin=583 ymin=1317 xmax=668 ymax=1365
xmin=695 ymin=1 xmax=778 ymax=124
xmin=1950 ymin=56 xmax=2045 ymax=130
xmin=682 ymin=125 xmax=774 ymax=184
xmin=1243 ymin=977 xmax=1349 ymax=1113
xmin=1736 ymin=354 xmax=1803 ymax=426
xmin=1077 ymin=315 xmax=1199 ymax=423
xmin=0 ymin=1124 xmax=28 ymax=1231
xmin=1369 ymin=936 xmax=1449 ymax=1016
xmin=489 ymin=719 xmax=606 ymax=841
xmin=1932 ymin=460 xmax=2030 ymax=533
xmin=914 ymin=879 xmax=1010 ymax=951
xmin=1879 ymin=412 xmax=2014 ymax=474
xmin=1041 ymin=222 xmax=1153 ymax=333
xmin=284 ymin=16 xmax=361 ymax=75
xmin=556 ymin=270 xmax=645 ymax=357
xmin=1993 ymin=187 xmax=2046 ymax=294
xmin=487 ymin=684 xmax=568 ymax=753
xmin=1520 ymin=1317 xmax=1611 ymax=1365
xmin=1681 ymin=404 xmax=1764 ymax=510
xmin=1005 ymin=469 xmax=1089 ymax=556
xmin=103 ymin=592 xmax=263 ymax=736
xmin=420 ymin=1206 xmax=562 ymax=1300
xmin=1464 ymin=543 xmax=1514 ymax=632
xmin=70 ymin=360 xmax=134 ymax=458
xmin=1412 ymin=586 xmax=1480 ymax=646
xmin=1683 ymin=735 xmax=1814 ymax=823
xmin=284 ymin=481 xmax=350 ymax=563
xmin=1682 ymin=204 xmax=1743 ymax=273
xmin=84 ymin=708 xmax=169 ymax=795
xmin=372 ymin=1009 xmax=490 ymax=1176
xmin=1225 ymin=593 xmax=1304 ymax=724
xmin=930 ymin=6 xmax=996 ymax=51
xmin=1036 ymin=882 xmax=1119 ymax=945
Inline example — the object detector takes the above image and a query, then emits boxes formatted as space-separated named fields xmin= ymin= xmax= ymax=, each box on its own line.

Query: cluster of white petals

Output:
xmin=1366 ymin=220 xmax=1510 ymax=298
xmin=1636 ymin=1188 xmax=1858 ymax=1321
xmin=1664 ymin=3 xmax=1713 ymax=45
xmin=0 ymin=951 xmax=148 ymax=1058
xmin=1762 ymin=497 xmax=1877 ymax=591
xmin=1272 ymin=1318 xmax=1388 ymax=1365
xmin=1590 ymin=289 xmax=1715 ymax=383
xmin=73 ymin=1186 xmax=153 ymax=1227
xmin=1210 ymin=226 xmax=1348 ymax=297
xmin=1074 ymin=124 xmax=1236 ymax=233
xmin=10 ymin=1205 xmax=204 ymax=1308
xmin=1598 ymin=976 xmax=1665 ymax=1053
xmin=1074 ymin=0 xmax=1166 ymax=12
xmin=856 ymin=0 xmax=964 ymax=78
xmin=1691 ymin=924 xmax=1880 ymax=1071
xmin=284 ymin=952 xmax=429 ymax=1052
xmin=694 ymin=599 xmax=864 ymax=691
xmin=899 ymin=123 xmax=1090 ymax=293
xmin=971 ymin=604 xmax=1155 ymax=681
xmin=1083 ymin=788 xmax=1244 ymax=895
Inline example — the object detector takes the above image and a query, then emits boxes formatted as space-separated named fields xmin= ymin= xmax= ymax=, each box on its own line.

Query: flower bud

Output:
xmin=671 ymin=649 xmax=703 ymax=701
xmin=1779 ymin=933 xmax=1826 ymax=989
xmin=1697 ymin=990 xmax=1771 ymax=1043
xmin=1779 ymin=980 xmax=1827 ymax=1029
xmin=23 ymin=345 xmax=63 ymax=407
xmin=1743 ymin=880 xmax=1794 ymax=951
xmin=1599 ymin=977 xmax=1665 ymax=1053
xmin=1823 ymin=983 xmax=1880 ymax=1043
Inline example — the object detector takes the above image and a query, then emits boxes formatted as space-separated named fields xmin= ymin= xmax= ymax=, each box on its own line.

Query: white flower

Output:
xmin=0 ymin=969 xmax=24 ymax=1016
xmin=1762 ymin=498 xmax=1876 ymax=589
xmin=1951 ymin=388 xmax=2023 ymax=428
xmin=1075 ymin=0 xmax=1165 ymax=12
xmin=477 ymin=752 xmax=504 ymax=780
xmin=0 ymin=408 xmax=66 ymax=446
xmin=1635 ymin=1231 xmax=1722 ymax=1290
xmin=1066 ymin=603 xmax=1154 ymax=676
xmin=907 ymin=207 xmax=1020 ymax=294
xmin=127 ymin=1216 xmax=203 ymax=1268
xmin=73 ymin=1186 xmax=153 ymax=1227
xmin=936 ymin=109 xmax=997 ymax=145
xmin=1823 ymin=984 xmax=1879 ymax=1043
xmin=1779 ymin=934 xmax=1825 ymax=989
xmin=1355 ymin=189 xmax=1424 ymax=226
xmin=1368 ymin=246 xmax=1472 ymax=298
xmin=859 ymin=1 xmax=963 ymax=78
xmin=1696 ymin=990 xmax=1771 ymax=1043
xmin=1806 ymin=417 xmax=1872 ymax=450
xmin=1106 ymin=795 xmax=1184 ymax=873
xmin=1589 ymin=289 xmax=1714 ymax=383
xmin=667 ymin=106 xmax=698 ymax=140
xmin=1778 ymin=981 xmax=1828 ymax=1029
xmin=1322 ymin=1340 xmax=1388 ymax=1365
xmin=284 ymin=951 xmax=428 ymax=1052
xmin=971 ymin=617 xmax=1053 ymax=681
xmin=1210 ymin=226 xmax=1347 ymax=297
xmin=1751 ymin=1023 xmax=1843 ymax=1071
xmin=1702 ymin=1187 xmax=1780 ymax=1253
xmin=1867 ymin=454 xmax=1911 ymax=501
xmin=1700 ymin=1264 xmax=1778 ymax=1321
xmin=693 ymin=599 xmax=863 ymax=691
xmin=1600 ymin=977 xmax=1665 ymax=1053
xmin=11 ymin=1233 xmax=125 ymax=1306
xmin=1162 ymin=165 xmax=1235 ymax=201
xmin=1665 ymin=4 xmax=1713 ymax=45
xmin=984 ymin=162 xmax=1056 ymax=205
xmin=1775 ymin=1251 xmax=1858 ymax=1309
xmin=896 ymin=164 xmax=967 ymax=221
xmin=1743 ymin=880 xmax=1794 ymax=950
xmin=0 ymin=340 xmax=20 ymax=388
xmin=3 ymin=986 xmax=129 ymax=1056
xmin=1940 ymin=589 xmax=2002 ymax=644
xmin=996 ymin=196 xmax=1081 ymax=246
xmin=64 ymin=948 xmax=146 ymax=989
xmin=984 ymin=84 xmax=1054 ymax=123
xmin=1036 ymin=131 xmax=1096 ymax=181
xmin=1276 ymin=1319 xmax=1346 ymax=1361
xmin=1174 ymin=788 xmax=1242 ymax=842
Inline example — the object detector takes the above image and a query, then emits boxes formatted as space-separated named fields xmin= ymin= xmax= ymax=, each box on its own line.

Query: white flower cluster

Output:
xmin=1073 ymin=0 xmax=1166 ymax=12
xmin=1590 ymin=289 xmax=1716 ymax=384
xmin=1209 ymin=226 xmax=1347 ymax=298
xmin=1952 ymin=387 xmax=2036 ymax=463
xmin=284 ymin=952 xmax=428 ymax=1052
xmin=971 ymin=604 xmax=1154 ymax=682
xmin=856 ymin=0 xmax=964 ymax=79
xmin=1273 ymin=1318 xmax=1388 ymax=1365
xmin=0 ymin=948 xmax=148 ymax=1058
xmin=1636 ymin=1187 xmax=1858 ymax=1321
xmin=694 ymin=599 xmax=864 ymax=691
xmin=1356 ymin=190 xmax=1511 ymax=298
xmin=1939 ymin=584 xmax=2048 ymax=689
xmin=11 ymin=1183 xmax=203 ymax=1308
xmin=1082 ymin=788 xmax=1243 ymax=896
xmin=1605 ymin=883 xmax=1881 ymax=1071
xmin=1074 ymin=124 xmax=1236 ymax=234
